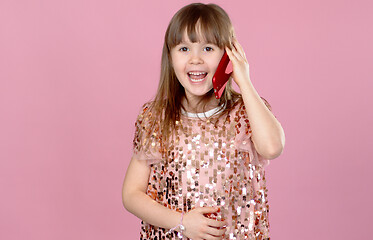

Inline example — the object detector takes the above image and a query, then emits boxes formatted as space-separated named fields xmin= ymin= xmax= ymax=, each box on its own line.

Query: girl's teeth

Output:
xmin=188 ymin=72 xmax=207 ymax=82
xmin=190 ymin=78 xmax=204 ymax=82
xmin=189 ymin=72 xmax=206 ymax=76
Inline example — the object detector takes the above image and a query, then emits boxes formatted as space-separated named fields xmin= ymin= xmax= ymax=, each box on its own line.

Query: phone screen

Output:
xmin=212 ymin=51 xmax=232 ymax=99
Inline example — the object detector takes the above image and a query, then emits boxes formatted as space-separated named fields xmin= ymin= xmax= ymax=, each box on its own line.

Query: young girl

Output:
xmin=122 ymin=3 xmax=285 ymax=240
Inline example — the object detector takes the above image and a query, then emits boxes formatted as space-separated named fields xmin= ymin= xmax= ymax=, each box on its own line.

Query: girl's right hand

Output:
xmin=182 ymin=207 xmax=227 ymax=240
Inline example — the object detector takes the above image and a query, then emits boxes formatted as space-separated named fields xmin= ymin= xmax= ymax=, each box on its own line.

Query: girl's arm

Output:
xmin=122 ymin=156 xmax=227 ymax=239
xmin=239 ymin=79 xmax=284 ymax=159
xmin=225 ymin=39 xmax=285 ymax=160
xmin=122 ymin=157 xmax=180 ymax=229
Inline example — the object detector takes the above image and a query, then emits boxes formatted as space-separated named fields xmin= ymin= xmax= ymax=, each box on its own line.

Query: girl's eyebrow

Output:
xmin=178 ymin=40 xmax=212 ymax=45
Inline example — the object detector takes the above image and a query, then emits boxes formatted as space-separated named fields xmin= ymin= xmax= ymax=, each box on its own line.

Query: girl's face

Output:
xmin=170 ymin=30 xmax=225 ymax=103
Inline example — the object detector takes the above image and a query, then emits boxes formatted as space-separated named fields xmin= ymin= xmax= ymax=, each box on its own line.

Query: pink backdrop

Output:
xmin=1 ymin=0 xmax=372 ymax=239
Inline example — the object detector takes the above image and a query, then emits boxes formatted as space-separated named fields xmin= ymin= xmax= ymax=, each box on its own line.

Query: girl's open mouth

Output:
xmin=187 ymin=71 xmax=208 ymax=83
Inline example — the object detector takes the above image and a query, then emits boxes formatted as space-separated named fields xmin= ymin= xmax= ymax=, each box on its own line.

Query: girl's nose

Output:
xmin=188 ymin=52 xmax=204 ymax=65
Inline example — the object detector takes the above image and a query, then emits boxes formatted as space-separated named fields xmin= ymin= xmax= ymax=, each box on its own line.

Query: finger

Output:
xmin=232 ymin=38 xmax=247 ymax=59
xmin=225 ymin=46 xmax=237 ymax=62
xmin=206 ymin=226 xmax=227 ymax=236
xmin=230 ymin=43 xmax=245 ymax=61
xmin=207 ymin=218 xmax=227 ymax=228
xmin=228 ymin=42 xmax=244 ymax=61
xmin=201 ymin=232 xmax=224 ymax=240
xmin=197 ymin=206 xmax=219 ymax=214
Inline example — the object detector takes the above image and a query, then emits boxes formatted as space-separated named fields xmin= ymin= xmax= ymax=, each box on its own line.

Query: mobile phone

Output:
xmin=212 ymin=51 xmax=233 ymax=99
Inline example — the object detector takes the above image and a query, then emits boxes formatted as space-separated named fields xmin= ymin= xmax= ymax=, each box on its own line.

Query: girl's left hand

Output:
xmin=225 ymin=38 xmax=251 ymax=88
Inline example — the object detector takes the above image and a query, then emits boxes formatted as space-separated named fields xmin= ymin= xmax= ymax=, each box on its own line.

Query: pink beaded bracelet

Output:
xmin=166 ymin=212 xmax=185 ymax=238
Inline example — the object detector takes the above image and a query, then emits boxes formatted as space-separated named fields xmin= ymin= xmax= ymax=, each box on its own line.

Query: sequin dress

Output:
xmin=133 ymin=98 xmax=273 ymax=240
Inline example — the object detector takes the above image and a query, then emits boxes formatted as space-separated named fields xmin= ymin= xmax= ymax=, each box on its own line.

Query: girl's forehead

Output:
xmin=179 ymin=28 xmax=209 ymax=44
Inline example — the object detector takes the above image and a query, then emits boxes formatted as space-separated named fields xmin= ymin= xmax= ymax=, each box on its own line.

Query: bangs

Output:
xmin=166 ymin=4 xmax=234 ymax=50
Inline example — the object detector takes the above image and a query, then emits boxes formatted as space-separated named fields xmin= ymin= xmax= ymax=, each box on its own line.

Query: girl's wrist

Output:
xmin=166 ymin=211 xmax=185 ymax=237
xmin=239 ymin=77 xmax=260 ymax=97
xmin=236 ymin=76 xmax=252 ymax=91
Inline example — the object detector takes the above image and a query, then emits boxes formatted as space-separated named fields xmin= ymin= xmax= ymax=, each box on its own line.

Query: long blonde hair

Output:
xmin=145 ymin=3 xmax=242 ymax=152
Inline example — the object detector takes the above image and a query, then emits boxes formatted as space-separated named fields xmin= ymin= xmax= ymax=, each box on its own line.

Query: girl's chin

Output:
xmin=184 ymin=87 xmax=214 ymax=98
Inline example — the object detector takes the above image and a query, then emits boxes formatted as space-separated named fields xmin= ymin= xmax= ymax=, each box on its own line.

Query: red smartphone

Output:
xmin=212 ymin=51 xmax=233 ymax=99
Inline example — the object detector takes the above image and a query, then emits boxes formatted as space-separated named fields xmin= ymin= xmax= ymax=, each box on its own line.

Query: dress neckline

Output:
xmin=181 ymin=104 xmax=225 ymax=118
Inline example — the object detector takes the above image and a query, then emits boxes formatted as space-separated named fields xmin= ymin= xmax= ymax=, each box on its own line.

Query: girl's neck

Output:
xmin=181 ymin=95 xmax=219 ymax=113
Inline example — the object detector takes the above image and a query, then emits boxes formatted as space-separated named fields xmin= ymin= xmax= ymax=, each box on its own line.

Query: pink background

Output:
xmin=1 ymin=0 xmax=372 ymax=239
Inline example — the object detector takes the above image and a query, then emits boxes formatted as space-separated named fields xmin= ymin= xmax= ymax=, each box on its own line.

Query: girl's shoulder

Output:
xmin=136 ymin=100 xmax=158 ymax=120
xmin=222 ymin=96 xmax=244 ymax=117
xmin=139 ymin=100 xmax=154 ymax=114
xmin=139 ymin=99 xmax=168 ymax=114
xmin=220 ymin=95 xmax=272 ymax=124
xmin=227 ymin=95 xmax=272 ymax=114
xmin=133 ymin=101 xmax=164 ymax=164
xmin=133 ymin=101 xmax=160 ymax=137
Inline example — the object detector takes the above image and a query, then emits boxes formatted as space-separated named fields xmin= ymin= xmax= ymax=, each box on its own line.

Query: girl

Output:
xmin=122 ymin=3 xmax=285 ymax=240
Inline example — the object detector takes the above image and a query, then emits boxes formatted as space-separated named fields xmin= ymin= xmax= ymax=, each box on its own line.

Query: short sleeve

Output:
xmin=234 ymin=97 xmax=273 ymax=168
xmin=132 ymin=103 xmax=163 ymax=165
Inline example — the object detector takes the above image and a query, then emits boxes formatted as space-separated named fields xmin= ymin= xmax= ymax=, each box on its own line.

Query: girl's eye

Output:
xmin=204 ymin=47 xmax=213 ymax=52
xmin=179 ymin=47 xmax=189 ymax=52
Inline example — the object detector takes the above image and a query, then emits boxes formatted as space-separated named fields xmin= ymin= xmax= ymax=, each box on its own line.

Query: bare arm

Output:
xmin=122 ymin=156 xmax=181 ymax=230
xmin=239 ymin=81 xmax=285 ymax=160
xmin=225 ymin=39 xmax=285 ymax=159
